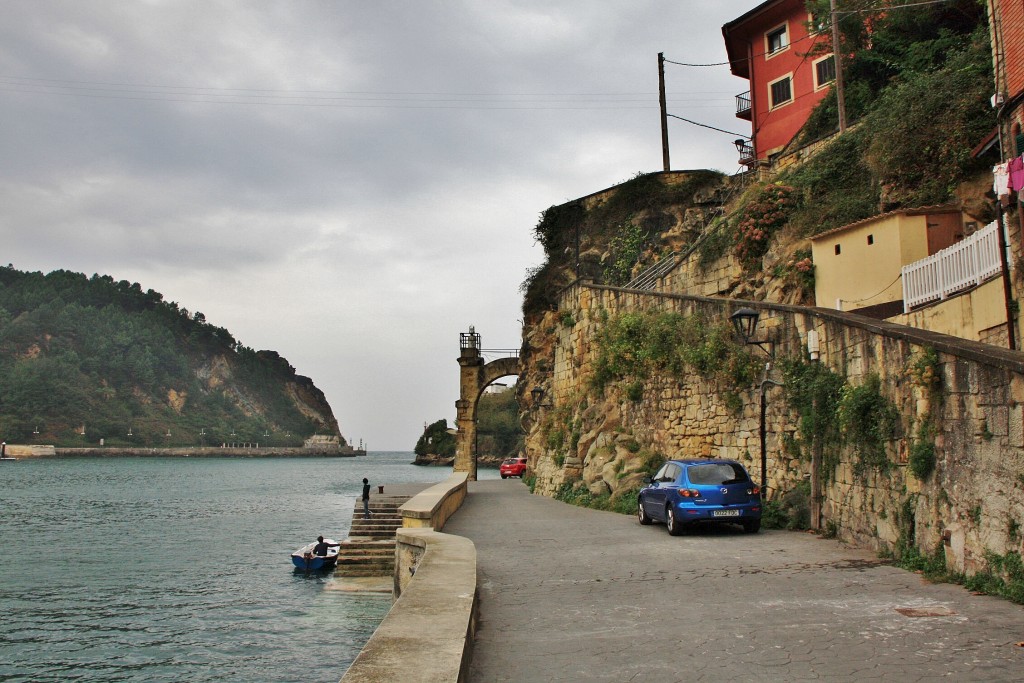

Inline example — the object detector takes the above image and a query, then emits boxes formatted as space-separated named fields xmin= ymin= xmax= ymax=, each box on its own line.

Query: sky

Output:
xmin=1 ymin=1 xmax=757 ymax=450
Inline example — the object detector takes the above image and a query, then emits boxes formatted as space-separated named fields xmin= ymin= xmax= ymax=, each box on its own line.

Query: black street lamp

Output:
xmin=730 ymin=307 xmax=774 ymax=357
xmin=730 ymin=308 xmax=781 ymax=499
xmin=531 ymin=387 xmax=552 ymax=408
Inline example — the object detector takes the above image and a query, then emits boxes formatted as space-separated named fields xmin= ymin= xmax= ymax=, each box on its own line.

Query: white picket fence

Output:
xmin=902 ymin=220 xmax=1005 ymax=312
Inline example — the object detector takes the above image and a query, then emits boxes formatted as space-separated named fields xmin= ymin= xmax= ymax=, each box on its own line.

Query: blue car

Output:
xmin=638 ymin=459 xmax=762 ymax=535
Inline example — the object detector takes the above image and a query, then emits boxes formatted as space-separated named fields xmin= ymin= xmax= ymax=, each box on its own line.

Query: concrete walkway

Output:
xmin=443 ymin=479 xmax=1024 ymax=682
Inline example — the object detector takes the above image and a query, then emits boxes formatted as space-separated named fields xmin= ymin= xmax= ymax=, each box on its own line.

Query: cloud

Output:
xmin=1 ymin=0 xmax=753 ymax=448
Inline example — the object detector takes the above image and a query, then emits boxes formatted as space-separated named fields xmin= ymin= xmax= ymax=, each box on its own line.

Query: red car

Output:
xmin=499 ymin=457 xmax=527 ymax=479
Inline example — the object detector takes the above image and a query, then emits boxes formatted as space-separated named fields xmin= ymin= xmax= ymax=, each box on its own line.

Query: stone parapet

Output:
xmin=341 ymin=528 xmax=477 ymax=683
xmin=398 ymin=472 xmax=468 ymax=531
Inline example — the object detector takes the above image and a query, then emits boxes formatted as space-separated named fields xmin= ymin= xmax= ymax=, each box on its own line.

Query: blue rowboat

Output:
xmin=290 ymin=539 xmax=340 ymax=570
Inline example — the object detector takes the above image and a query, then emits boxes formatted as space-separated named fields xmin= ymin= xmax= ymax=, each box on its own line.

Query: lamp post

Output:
xmin=730 ymin=308 xmax=781 ymax=499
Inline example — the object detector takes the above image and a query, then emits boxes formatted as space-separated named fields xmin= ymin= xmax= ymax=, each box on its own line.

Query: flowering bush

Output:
xmin=734 ymin=184 xmax=796 ymax=270
xmin=774 ymin=248 xmax=815 ymax=297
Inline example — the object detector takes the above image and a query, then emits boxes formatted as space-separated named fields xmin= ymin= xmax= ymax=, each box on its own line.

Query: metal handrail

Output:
xmin=735 ymin=91 xmax=751 ymax=115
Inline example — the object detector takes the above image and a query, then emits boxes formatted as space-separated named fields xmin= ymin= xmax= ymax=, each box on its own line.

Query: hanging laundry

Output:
xmin=1009 ymin=155 xmax=1024 ymax=193
xmin=994 ymin=162 xmax=1011 ymax=197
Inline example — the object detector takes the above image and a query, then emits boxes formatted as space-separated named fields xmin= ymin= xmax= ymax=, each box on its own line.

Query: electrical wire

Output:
xmin=0 ymin=75 xmax=736 ymax=110
xmin=838 ymin=273 xmax=903 ymax=305
xmin=666 ymin=113 xmax=748 ymax=139
xmin=667 ymin=0 xmax=960 ymax=68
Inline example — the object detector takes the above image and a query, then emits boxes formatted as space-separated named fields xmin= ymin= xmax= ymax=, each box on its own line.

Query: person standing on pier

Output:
xmin=361 ymin=477 xmax=372 ymax=519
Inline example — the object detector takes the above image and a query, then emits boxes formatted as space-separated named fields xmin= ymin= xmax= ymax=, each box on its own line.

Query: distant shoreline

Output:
xmin=6 ymin=445 xmax=367 ymax=459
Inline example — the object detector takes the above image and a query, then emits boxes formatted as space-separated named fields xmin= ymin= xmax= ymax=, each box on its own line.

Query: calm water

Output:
xmin=0 ymin=453 xmax=492 ymax=682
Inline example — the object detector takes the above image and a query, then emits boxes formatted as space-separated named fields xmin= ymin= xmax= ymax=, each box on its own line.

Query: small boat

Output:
xmin=290 ymin=539 xmax=340 ymax=571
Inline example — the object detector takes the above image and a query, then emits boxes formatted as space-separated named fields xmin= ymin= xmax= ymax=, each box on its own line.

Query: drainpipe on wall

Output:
xmin=996 ymin=204 xmax=1017 ymax=350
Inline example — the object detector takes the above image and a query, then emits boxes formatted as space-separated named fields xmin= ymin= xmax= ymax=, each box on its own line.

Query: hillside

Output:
xmin=518 ymin=0 xmax=997 ymax=511
xmin=414 ymin=389 xmax=523 ymax=466
xmin=0 ymin=266 xmax=343 ymax=447
xmin=523 ymin=1 xmax=993 ymax=324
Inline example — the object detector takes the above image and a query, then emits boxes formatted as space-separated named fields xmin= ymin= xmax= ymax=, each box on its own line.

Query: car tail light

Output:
xmin=747 ymin=486 xmax=760 ymax=496
xmin=678 ymin=488 xmax=700 ymax=498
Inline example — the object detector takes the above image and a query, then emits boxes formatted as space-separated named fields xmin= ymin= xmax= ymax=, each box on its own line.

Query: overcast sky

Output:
xmin=2 ymin=1 xmax=756 ymax=450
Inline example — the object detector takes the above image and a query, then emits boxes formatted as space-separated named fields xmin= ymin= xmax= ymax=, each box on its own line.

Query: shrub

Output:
xmin=838 ymin=374 xmax=901 ymax=476
xmin=733 ymin=184 xmax=796 ymax=271
xmin=909 ymin=435 xmax=936 ymax=480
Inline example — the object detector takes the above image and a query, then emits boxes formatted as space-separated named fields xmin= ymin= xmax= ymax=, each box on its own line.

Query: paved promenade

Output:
xmin=444 ymin=479 xmax=1024 ymax=682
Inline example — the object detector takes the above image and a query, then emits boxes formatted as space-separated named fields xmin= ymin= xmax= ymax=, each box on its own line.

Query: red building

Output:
xmin=722 ymin=0 xmax=833 ymax=166
xmin=988 ymin=0 xmax=1024 ymax=159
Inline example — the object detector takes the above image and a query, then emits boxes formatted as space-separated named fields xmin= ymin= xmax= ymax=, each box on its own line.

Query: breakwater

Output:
xmin=33 ymin=446 xmax=365 ymax=458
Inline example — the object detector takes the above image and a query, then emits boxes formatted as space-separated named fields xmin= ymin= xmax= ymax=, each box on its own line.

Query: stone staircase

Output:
xmin=334 ymin=495 xmax=410 ymax=577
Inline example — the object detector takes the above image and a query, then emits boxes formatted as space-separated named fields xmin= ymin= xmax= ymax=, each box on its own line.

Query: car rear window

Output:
xmin=686 ymin=463 xmax=749 ymax=485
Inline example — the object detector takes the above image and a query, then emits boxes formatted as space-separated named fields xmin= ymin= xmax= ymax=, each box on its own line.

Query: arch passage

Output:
xmin=455 ymin=349 xmax=521 ymax=480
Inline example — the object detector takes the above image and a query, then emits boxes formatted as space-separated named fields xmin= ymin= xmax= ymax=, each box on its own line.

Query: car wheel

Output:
xmin=501 ymin=473 xmax=508 ymax=479
xmin=743 ymin=519 xmax=761 ymax=534
xmin=638 ymin=500 xmax=652 ymax=525
xmin=666 ymin=506 xmax=684 ymax=536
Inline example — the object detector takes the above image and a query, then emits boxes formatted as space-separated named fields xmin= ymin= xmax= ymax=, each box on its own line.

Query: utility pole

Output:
xmin=829 ymin=0 xmax=847 ymax=132
xmin=658 ymin=52 xmax=670 ymax=171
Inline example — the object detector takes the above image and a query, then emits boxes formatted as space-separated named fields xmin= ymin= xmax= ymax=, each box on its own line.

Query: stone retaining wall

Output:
xmin=531 ymin=281 xmax=1024 ymax=573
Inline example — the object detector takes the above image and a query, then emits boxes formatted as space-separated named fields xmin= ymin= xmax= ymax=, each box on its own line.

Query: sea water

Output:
xmin=0 ymin=453 xmax=492 ymax=682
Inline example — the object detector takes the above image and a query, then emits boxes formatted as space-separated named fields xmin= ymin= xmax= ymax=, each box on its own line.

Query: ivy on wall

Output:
xmin=590 ymin=309 xmax=760 ymax=401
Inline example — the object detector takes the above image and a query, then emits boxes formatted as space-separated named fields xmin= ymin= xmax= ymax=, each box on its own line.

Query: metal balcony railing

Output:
xmin=735 ymin=91 xmax=751 ymax=117
xmin=736 ymin=140 xmax=755 ymax=165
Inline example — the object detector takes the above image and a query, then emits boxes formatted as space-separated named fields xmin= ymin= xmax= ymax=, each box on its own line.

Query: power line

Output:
xmin=666 ymin=28 xmax=827 ymax=70
xmin=0 ymin=76 xmax=736 ymax=110
xmin=837 ymin=0 xmax=958 ymax=14
xmin=666 ymin=113 xmax=747 ymax=139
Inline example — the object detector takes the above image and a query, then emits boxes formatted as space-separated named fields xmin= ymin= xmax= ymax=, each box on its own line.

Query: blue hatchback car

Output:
xmin=638 ymin=459 xmax=762 ymax=535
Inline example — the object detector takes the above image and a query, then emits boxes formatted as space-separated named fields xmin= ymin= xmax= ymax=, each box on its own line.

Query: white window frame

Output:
xmin=767 ymin=73 xmax=794 ymax=109
xmin=764 ymin=22 xmax=790 ymax=58
xmin=813 ymin=54 xmax=836 ymax=90
xmin=807 ymin=11 xmax=829 ymax=35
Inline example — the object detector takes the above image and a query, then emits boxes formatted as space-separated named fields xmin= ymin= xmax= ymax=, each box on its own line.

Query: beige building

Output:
xmin=810 ymin=206 xmax=1015 ymax=344
xmin=810 ymin=206 xmax=972 ymax=315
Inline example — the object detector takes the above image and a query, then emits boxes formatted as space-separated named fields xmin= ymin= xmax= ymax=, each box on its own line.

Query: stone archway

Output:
xmin=454 ymin=328 xmax=521 ymax=480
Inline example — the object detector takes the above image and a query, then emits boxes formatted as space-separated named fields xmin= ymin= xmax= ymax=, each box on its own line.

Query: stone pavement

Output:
xmin=443 ymin=479 xmax=1024 ymax=682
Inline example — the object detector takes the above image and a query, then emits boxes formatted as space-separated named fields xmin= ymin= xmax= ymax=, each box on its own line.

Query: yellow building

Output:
xmin=810 ymin=206 xmax=970 ymax=315
xmin=810 ymin=206 xmax=1015 ymax=344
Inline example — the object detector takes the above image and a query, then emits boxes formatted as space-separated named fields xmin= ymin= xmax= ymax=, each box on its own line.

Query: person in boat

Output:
xmin=312 ymin=536 xmax=339 ymax=556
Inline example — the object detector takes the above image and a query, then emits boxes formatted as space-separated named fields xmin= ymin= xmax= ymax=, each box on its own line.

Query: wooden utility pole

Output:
xmin=830 ymin=0 xmax=847 ymax=132
xmin=658 ymin=52 xmax=670 ymax=171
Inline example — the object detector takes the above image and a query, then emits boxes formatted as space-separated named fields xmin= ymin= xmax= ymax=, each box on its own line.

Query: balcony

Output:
xmin=902 ymin=220 xmax=1003 ymax=311
xmin=735 ymin=91 xmax=752 ymax=120
xmin=735 ymin=140 xmax=755 ymax=166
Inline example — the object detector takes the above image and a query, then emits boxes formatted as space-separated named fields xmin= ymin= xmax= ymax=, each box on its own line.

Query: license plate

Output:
xmin=713 ymin=509 xmax=740 ymax=517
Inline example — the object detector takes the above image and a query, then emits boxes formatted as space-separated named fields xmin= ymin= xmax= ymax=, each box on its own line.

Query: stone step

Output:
xmin=337 ymin=555 xmax=394 ymax=566
xmin=338 ymin=552 xmax=393 ymax=562
xmin=337 ymin=545 xmax=394 ymax=557
xmin=347 ymin=533 xmax=398 ymax=541
xmin=339 ymin=567 xmax=396 ymax=577
xmin=350 ymin=524 xmax=401 ymax=532
xmin=335 ymin=537 xmax=396 ymax=577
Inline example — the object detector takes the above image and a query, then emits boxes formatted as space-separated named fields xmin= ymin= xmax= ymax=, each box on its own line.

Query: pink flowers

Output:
xmin=734 ymin=184 xmax=796 ymax=270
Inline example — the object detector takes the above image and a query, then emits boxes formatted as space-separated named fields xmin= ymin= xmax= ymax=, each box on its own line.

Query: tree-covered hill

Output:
xmin=414 ymin=389 xmax=523 ymax=465
xmin=0 ymin=265 xmax=342 ymax=447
